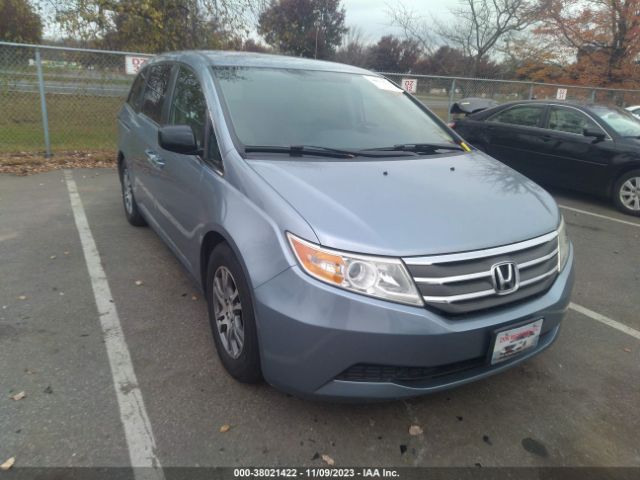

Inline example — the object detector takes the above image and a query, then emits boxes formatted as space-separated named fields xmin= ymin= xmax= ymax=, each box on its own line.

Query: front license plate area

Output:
xmin=491 ymin=319 xmax=543 ymax=365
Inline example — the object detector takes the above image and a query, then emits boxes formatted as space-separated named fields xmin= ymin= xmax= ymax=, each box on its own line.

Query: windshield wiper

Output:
xmin=244 ymin=145 xmax=417 ymax=158
xmin=365 ymin=143 xmax=464 ymax=153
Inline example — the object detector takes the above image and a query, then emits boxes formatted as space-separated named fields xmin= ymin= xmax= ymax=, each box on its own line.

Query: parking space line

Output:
xmin=570 ymin=302 xmax=640 ymax=341
xmin=559 ymin=204 xmax=640 ymax=228
xmin=64 ymin=171 xmax=164 ymax=478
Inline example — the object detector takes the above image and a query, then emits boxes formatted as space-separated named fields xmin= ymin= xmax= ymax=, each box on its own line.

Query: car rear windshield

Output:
xmin=211 ymin=67 xmax=455 ymax=152
xmin=591 ymin=105 xmax=640 ymax=137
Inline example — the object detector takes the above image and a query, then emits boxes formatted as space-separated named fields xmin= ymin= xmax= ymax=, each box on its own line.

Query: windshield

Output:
xmin=211 ymin=67 xmax=456 ymax=152
xmin=591 ymin=105 xmax=640 ymax=137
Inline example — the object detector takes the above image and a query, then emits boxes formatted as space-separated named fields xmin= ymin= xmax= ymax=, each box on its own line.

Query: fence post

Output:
xmin=447 ymin=78 xmax=456 ymax=123
xmin=528 ymin=83 xmax=534 ymax=100
xmin=35 ymin=47 xmax=52 ymax=158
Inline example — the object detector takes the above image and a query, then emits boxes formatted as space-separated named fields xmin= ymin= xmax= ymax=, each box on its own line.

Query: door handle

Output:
xmin=145 ymin=149 xmax=165 ymax=169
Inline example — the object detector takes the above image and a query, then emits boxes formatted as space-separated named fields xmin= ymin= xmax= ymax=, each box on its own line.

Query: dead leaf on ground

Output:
xmin=0 ymin=457 xmax=15 ymax=471
xmin=409 ymin=425 xmax=424 ymax=436
xmin=135 ymin=280 xmax=143 ymax=286
xmin=10 ymin=391 xmax=26 ymax=401
xmin=623 ymin=348 xmax=631 ymax=353
xmin=191 ymin=295 xmax=198 ymax=301
xmin=18 ymin=295 xmax=27 ymax=301
xmin=321 ymin=454 xmax=335 ymax=466
xmin=64 ymin=251 xmax=70 ymax=255
xmin=50 ymin=255 xmax=57 ymax=259
xmin=219 ymin=424 xmax=231 ymax=433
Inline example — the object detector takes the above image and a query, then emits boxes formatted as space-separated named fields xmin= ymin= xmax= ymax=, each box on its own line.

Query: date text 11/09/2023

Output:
xmin=233 ymin=468 xmax=400 ymax=478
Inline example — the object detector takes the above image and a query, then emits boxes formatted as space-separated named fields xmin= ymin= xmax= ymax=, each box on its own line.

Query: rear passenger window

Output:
xmin=127 ymin=69 xmax=146 ymax=112
xmin=548 ymin=107 xmax=600 ymax=135
xmin=141 ymin=64 xmax=173 ymax=123
xmin=489 ymin=106 xmax=544 ymax=128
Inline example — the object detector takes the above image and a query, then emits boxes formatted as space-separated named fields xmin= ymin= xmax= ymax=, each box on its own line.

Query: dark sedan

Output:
xmin=451 ymin=100 xmax=640 ymax=216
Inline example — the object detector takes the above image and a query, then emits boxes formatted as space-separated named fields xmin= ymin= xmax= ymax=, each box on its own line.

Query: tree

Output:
xmin=386 ymin=2 xmax=439 ymax=56
xmin=437 ymin=0 xmax=539 ymax=77
xmin=0 ymin=0 xmax=42 ymax=43
xmin=389 ymin=0 xmax=539 ymax=77
xmin=53 ymin=0 xmax=256 ymax=53
xmin=334 ymin=26 xmax=369 ymax=67
xmin=258 ymin=0 xmax=347 ymax=59
xmin=534 ymin=0 xmax=640 ymax=88
xmin=367 ymin=35 xmax=422 ymax=72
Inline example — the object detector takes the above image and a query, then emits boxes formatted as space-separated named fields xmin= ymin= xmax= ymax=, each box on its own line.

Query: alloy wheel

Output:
xmin=620 ymin=176 xmax=640 ymax=211
xmin=212 ymin=266 xmax=244 ymax=359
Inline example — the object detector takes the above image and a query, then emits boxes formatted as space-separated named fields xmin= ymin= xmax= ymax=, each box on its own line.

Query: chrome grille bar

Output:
xmin=413 ymin=249 xmax=558 ymax=285
xmin=404 ymin=231 xmax=558 ymax=266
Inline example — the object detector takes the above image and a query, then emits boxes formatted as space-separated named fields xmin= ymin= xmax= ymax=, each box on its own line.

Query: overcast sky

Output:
xmin=341 ymin=0 xmax=456 ymax=41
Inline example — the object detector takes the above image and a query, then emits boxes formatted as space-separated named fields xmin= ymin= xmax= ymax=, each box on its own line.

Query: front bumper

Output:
xmin=253 ymin=247 xmax=574 ymax=401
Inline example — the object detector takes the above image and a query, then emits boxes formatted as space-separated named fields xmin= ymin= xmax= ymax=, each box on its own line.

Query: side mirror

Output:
xmin=583 ymin=127 xmax=606 ymax=141
xmin=158 ymin=125 xmax=200 ymax=155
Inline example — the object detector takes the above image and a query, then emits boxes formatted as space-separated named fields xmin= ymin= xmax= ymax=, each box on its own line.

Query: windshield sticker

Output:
xmin=364 ymin=76 xmax=404 ymax=93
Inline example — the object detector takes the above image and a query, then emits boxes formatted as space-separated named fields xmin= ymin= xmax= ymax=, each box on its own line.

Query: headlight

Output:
xmin=287 ymin=233 xmax=423 ymax=306
xmin=557 ymin=216 xmax=570 ymax=271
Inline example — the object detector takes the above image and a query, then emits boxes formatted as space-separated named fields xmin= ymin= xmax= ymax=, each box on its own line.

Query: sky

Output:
xmin=341 ymin=0 xmax=456 ymax=41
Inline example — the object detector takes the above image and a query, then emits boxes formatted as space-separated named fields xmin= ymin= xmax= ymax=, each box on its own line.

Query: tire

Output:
xmin=612 ymin=169 xmax=640 ymax=217
xmin=206 ymin=243 xmax=262 ymax=383
xmin=120 ymin=163 xmax=147 ymax=226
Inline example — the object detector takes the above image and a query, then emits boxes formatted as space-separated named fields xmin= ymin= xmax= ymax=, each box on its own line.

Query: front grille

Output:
xmin=404 ymin=232 xmax=559 ymax=315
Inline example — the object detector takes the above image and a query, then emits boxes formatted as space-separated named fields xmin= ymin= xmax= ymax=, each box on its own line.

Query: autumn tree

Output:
xmin=0 ymin=0 xmax=42 ymax=43
xmin=53 ymin=0 xmax=257 ymax=53
xmin=258 ymin=0 xmax=347 ymax=59
xmin=534 ymin=0 xmax=640 ymax=88
xmin=367 ymin=35 xmax=422 ymax=72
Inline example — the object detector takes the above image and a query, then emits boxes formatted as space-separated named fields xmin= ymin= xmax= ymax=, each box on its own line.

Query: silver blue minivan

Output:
xmin=117 ymin=51 xmax=574 ymax=400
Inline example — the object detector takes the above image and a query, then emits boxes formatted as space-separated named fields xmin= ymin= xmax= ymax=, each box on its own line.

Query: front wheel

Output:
xmin=613 ymin=170 xmax=640 ymax=216
xmin=206 ymin=243 xmax=262 ymax=383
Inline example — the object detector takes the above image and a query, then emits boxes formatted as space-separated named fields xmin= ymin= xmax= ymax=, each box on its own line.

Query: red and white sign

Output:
xmin=401 ymin=78 xmax=418 ymax=94
xmin=125 ymin=55 xmax=150 ymax=75
xmin=556 ymin=88 xmax=568 ymax=100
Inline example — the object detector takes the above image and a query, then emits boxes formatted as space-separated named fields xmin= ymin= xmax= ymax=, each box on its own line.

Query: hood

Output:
xmin=249 ymin=152 xmax=560 ymax=257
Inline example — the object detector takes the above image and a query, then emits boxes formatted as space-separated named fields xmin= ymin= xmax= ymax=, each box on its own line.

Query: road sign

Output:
xmin=556 ymin=88 xmax=568 ymax=100
xmin=125 ymin=56 xmax=149 ymax=75
xmin=401 ymin=78 xmax=418 ymax=94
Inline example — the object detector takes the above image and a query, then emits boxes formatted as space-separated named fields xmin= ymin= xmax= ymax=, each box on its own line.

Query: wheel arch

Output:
xmin=199 ymin=227 xmax=253 ymax=295
xmin=117 ymin=151 xmax=125 ymax=180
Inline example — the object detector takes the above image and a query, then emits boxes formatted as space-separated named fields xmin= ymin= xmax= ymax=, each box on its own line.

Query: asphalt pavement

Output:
xmin=1 ymin=168 xmax=639 ymax=470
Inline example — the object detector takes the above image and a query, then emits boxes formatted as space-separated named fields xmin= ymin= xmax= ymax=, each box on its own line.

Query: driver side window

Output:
xmin=169 ymin=67 xmax=207 ymax=149
xmin=547 ymin=107 xmax=601 ymax=135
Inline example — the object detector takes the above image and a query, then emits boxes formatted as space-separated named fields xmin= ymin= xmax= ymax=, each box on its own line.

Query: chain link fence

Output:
xmin=3 ymin=40 xmax=640 ymax=157
xmin=0 ymin=41 xmax=152 ymax=156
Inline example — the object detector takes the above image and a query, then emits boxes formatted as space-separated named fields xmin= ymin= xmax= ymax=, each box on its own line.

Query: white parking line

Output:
xmin=570 ymin=302 xmax=640 ymax=341
xmin=559 ymin=204 xmax=640 ymax=228
xmin=64 ymin=171 xmax=164 ymax=479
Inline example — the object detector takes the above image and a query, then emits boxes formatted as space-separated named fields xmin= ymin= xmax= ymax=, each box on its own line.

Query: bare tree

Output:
xmin=388 ymin=0 xmax=539 ymax=77
xmin=437 ymin=0 xmax=539 ymax=77
xmin=386 ymin=1 xmax=438 ymax=56
xmin=335 ymin=26 xmax=370 ymax=66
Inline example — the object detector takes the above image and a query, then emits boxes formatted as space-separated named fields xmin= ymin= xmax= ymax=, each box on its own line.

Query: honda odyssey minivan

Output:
xmin=117 ymin=51 xmax=574 ymax=400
